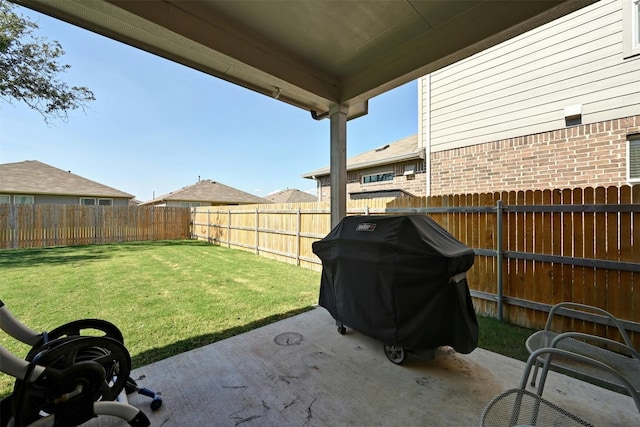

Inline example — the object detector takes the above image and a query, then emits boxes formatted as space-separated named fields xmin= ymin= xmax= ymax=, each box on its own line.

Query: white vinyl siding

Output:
xmin=426 ymin=0 xmax=640 ymax=152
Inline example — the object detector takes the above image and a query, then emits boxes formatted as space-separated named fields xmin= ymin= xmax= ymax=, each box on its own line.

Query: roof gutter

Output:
xmin=310 ymin=110 xmax=330 ymax=120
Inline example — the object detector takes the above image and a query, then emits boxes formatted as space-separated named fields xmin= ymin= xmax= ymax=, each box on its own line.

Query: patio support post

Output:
xmin=329 ymin=104 xmax=348 ymax=229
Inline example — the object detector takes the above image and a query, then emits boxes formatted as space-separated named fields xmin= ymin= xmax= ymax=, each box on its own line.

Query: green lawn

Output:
xmin=0 ymin=240 xmax=532 ymax=397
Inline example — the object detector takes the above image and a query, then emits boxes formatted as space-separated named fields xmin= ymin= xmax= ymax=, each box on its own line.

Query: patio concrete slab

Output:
xmin=91 ymin=307 xmax=639 ymax=426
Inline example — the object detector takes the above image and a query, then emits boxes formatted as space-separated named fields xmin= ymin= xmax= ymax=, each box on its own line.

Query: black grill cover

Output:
xmin=312 ymin=215 xmax=478 ymax=354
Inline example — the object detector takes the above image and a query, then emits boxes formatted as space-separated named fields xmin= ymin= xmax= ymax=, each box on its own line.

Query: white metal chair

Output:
xmin=479 ymin=388 xmax=594 ymax=427
xmin=479 ymin=346 xmax=638 ymax=426
xmin=525 ymin=302 xmax=640 ymax=407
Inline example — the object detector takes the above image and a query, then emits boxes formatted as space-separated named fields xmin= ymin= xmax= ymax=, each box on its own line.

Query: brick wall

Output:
xmin=430 ymin=115 xmax=639 ymax=195
xmin=314 ymin=115 xmax=639 ymax=199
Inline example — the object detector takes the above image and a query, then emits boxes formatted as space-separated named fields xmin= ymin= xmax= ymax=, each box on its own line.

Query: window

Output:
xmin=623 ymin=0 xmax=640 ymax=57
xmin=362 ymin=172 xmax=394 ymax=184
xmin=0 ymin=195 xmax=10 ymax=204
xmin=628 ymin=135 xmax=640 ymax=183
xmin=635 ymin=0 xmax=640 ymax=47
xmin=179 ymin=202 xmax=201 ymax=208
xmin=81 ymin=198 xmax=113 ymax=206
xmin=14 ymin=195 xmax=34 ymax=204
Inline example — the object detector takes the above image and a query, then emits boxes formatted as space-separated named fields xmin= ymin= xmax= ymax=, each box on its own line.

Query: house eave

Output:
xmin=0 ymin=189 xmax=133 ymax=198
xmin=302 ymin=148 xmax=425 ymax=179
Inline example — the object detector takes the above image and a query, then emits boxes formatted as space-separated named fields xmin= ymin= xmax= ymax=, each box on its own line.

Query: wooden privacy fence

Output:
xmin=191 ymin=198 xmax=383 ymax=271
xmin=192 ymin=185 xmax=640 ymax=346
xmin=0 ymin=204 xmax=191 ymax=249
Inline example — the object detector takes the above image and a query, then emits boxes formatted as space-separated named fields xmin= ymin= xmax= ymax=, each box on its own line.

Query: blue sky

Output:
xmin=0 ymin=5 xmax=417 ymax=202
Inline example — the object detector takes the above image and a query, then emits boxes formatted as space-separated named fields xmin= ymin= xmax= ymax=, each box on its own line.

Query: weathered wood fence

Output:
xmin=192 ymin=185 xmax=640 ymax=346
xmin=0 ymin=204 xmax=191 ymax=249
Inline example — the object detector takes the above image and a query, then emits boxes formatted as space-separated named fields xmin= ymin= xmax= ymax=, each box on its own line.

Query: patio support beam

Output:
xmin=329 ymin=104 xmax=348 ymax=229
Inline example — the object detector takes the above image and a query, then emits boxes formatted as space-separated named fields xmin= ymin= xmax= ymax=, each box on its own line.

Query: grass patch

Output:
xmin=0 ymin=240 xmax=533 ymax=398
xmin=478 ymin=315 xmax=534 ymax=362
xmin=0 ymin=240 xmax=319 ymax=397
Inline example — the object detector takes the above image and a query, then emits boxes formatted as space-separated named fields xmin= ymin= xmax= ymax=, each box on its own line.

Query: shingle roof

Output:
xmin=265 ymin=189 xmax=317 ymax=203
xmin=302 ymin=134 xmax=423 ymax=178
xmin=0 ymin=160 xmax=134 ymax=198
xmin=142 ymin=179 xmax=270 ymax=205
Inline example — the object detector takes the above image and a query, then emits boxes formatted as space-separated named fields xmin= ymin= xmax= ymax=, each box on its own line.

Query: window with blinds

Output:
xmin=629 ymin=136 xmax=640 ymax=183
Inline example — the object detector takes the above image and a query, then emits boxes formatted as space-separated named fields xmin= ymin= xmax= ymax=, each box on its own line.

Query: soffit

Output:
xmin=13 ymin=0 xmax=596 ymax=119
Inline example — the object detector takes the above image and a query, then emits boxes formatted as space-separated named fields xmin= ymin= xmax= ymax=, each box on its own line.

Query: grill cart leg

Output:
xmin=383 ymin=344 xmax=406 ymax=365
xmin=336 ymin=321 xmax=346 ymax=335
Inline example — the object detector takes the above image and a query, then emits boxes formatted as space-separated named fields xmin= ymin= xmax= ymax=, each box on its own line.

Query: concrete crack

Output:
xmin=233 ymin=414 xmax=266 ymax=426
xmin=304 ymin=398 xmax=317 ymax=424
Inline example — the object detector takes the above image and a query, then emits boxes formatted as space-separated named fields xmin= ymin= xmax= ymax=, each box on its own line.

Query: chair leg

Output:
xmin=530 ymin=360 xmax=540 ymax=387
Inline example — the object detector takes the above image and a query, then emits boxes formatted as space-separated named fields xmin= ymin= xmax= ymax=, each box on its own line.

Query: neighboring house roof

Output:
xmin=349 ymin=189 xmax=416 ymax=199
xmin=302 ymin=134 xmax=424 ymax=178
xmin=265 ymin=189 xmax=317 ymax=203
xmin=0 ymin=160 xmax=134 ymax=198
xmin=142 ymin=179 xmax=270 ymax=205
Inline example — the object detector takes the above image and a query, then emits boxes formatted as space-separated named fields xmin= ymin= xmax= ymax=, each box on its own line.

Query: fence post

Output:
xmin=227 ymin=210 xmax=231 ymax=248
xmin=207 ymin=210 xmax=210 ymax=242
xmin=296 ymin=208 xmax=301 ymax=266
xmin=10 ymin=203 xmax=17 ymax=249
xmin=255 ymin=208 xmax=259 ymax=255
xmin=496 ymin=199 xmax=504 ymax=321
xmin=94 ymin=206 xmax=99 ymax=244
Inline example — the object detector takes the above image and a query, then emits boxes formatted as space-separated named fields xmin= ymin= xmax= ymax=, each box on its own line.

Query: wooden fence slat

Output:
xmin=551 ymin=189 xmax=563 ymax=309
xmin=572 ymin=187 xmax=586 ymax=332
xmin=515 ymin=190 xmax=526 ymax=326
xmin=605 ymin=186 xmax=621 ymax=341
xmin=583 ymin=187 xmax=597 ymax=336
xmin=524 ymin=190 xmax=534 ymax=328
xmin=540 ymin=189 xmax=554 ymax=328
xmin=619 ymin=185 xmax=633 ymax=341
xmin=477 ymin=192 xmax=491 ymax=315
xmin=594 ymin=187 xmax=607 ymax=338
xmin=533 ymin=190 xmax=545 ymax=327
xmin=562 ymin=188 xmax=573 ymax=331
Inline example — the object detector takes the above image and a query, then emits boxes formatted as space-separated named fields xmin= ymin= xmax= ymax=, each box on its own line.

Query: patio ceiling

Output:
xmin=13 ymin=0 xmax=596 ymax=120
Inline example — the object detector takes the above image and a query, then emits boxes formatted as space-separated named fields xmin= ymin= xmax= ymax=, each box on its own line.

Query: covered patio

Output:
xmin=94 ymin=307 xmax=638 ymax=426
xmin=11 ymin=1 xmax=634 ymax=426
